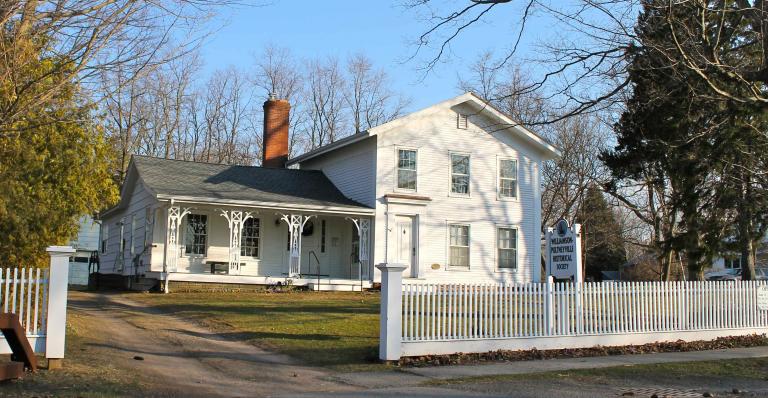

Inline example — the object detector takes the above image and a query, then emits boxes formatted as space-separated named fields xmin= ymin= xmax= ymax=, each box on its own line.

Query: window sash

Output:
xmin=240 ymin=218 xmax=260 ymax=257
xmin=397 ymin=149 xmax=417 ymax=190
xmin=497 ymin=227 xmax=517 ymax=269
xmin=449 ymin=224 xmax=470 ymax=267
xmin=185 ymin=214 xmax=208 ymax=256
xmin=451 ymin=154 xmax=470 ymax=194
xmin=499 ymin=159 xmax=518 ymax=198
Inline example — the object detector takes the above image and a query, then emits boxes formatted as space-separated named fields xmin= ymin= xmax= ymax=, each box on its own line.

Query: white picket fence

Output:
xmin=0 ymin=247 xmax=73 ymax=362
xmin=1 ymin=268 xmax=49 ymax=337
xmin=377 ymin=264 xmax=768 ymax=360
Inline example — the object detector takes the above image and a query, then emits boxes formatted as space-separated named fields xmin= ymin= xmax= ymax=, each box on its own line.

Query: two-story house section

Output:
xmin=290 ymin=92 xmax=560 ymax=284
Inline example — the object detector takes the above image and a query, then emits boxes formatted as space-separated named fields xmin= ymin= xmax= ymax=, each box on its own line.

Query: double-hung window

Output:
xmin=397 ymin=149 xmax=417 ymax=191
xmin=450 ymin=153 xmax=470 ymax=195
xmin=241 ymin=218 xmax=260 ymax=257
xmin=498 ymin=158 xmax=518 ymax=199
xmin=497 ymin=227 xmax=517 ymax=270
xmin=185 ymin=214 xmax=208 ymax=256
xmin=101 ymin=224 xmax=108 ymax=254
xmin=448 ymin=224 xmax=470 ymax=267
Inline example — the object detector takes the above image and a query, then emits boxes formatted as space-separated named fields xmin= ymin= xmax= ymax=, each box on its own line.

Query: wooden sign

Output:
xmin=545 ymin=219 xmax=583 ymax=282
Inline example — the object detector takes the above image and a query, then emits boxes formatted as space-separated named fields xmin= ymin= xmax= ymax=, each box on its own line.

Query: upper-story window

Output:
xmin=498 ymin=158 xmax=518 ymax=199
xmin=450 ymin=153 xmax=470 ymax=195
xmin=185 ymin=214 xmax=208 ymax=256
xmin=397 ymin=149 xmax=417 ymax=191
xmin=241 ymin=218 xmax=260 ymax=257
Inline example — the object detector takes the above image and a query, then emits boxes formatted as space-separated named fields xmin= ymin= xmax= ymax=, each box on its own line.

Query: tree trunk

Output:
xmin=661 ymin=249 xmax=674 ymax=281
xmin=741 ymin=238 xmax=756 ymax=280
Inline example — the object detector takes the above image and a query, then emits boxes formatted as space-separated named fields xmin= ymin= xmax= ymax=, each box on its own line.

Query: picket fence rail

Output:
xmin=0 ymin=268 xmax=49 ymax=336
xmin=377 ymin=264 xmax=768 ymax=360
xmin=401 ymin=280 xmax=768 ymax=342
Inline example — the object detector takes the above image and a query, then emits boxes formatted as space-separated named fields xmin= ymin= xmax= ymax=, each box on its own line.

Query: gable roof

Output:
xmin=287 ymin=92 xmax=560 ymax=166
xmin=103 ymin=156 xmax=372 ymax=217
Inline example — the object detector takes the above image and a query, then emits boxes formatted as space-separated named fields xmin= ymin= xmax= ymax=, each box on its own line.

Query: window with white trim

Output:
xmin=397 ymin=149 xmax=417 ymax=190
xmin=450 ymin=153 xmax=470 ymax=195
xmin=448 ymin=224 xmax=470 ymax=267
xmin=497 ymin=227 xmax=517 ymax=270
xmin=240 ymin=218 xmax=260 ymax=257
xmin=724 ymin=256 xmax=742 ymax=269
xmin=185 ymin=214 xmax=208 ymax=256
xmin=130 ymin=215 xmax=136 ymax=256
xmin=101 ymin=224 xmax=108 ymax=254
xmin=498 ymin=158 xmax=518 ymax=199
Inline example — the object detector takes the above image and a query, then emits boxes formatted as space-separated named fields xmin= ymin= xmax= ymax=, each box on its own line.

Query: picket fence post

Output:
xmin=45 ymin=245 xmax=74 ymax=369
xmin=377 ymin=263 xmax=407 ymax=361
xmin=545 ymin=276 xmax=555 ymax=335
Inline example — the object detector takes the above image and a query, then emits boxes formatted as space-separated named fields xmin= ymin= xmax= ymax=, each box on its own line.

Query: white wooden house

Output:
xmin=98 ymin=93 xmax=559 ymax=291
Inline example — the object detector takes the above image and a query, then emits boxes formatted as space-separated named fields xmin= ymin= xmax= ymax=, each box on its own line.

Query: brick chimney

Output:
xmin=262 ymin=93 xmax=290 ymax=168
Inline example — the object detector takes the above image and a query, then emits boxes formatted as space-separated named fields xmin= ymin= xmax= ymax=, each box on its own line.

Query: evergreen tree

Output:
xmin=577 ymin=186 xmax=627 ymax=281
xmin=0 ymin=33 xmax=118 ymax=267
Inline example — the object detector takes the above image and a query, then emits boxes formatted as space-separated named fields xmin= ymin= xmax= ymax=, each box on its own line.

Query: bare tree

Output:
xmin=346 ymin=54 xmax=411 ymax=133
xmin=304 ymin=57 xmax=348 ymax=148
xmin=0 ymin=1 xmax=245 ymax=134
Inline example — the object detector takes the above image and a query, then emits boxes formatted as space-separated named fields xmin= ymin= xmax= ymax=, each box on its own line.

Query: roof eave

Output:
xmin=286 ymin=131 xmax=372 ymax=166
xmin=154 ymin=194 xmax=375 ymax=216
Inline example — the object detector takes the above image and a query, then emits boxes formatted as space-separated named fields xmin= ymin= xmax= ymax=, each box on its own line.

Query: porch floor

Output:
xmin=164 ymin=272 xmax=373 ymax=290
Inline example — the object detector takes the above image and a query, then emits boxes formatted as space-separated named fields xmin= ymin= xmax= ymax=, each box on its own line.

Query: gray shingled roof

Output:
xmin=132 ymin=156 xmax=371 ymax=211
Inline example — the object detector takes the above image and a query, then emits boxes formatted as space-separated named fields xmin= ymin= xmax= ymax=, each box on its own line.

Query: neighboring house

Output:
xmin=709 ymin=232 xmax=768 ymax=274
xmin=69 ymin=215 xmax=100 ymax=285
xmin=99 ymin=92 xmax=559 ymax=290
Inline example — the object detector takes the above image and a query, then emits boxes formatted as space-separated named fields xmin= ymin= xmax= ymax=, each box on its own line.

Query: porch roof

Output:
xmin=132 ymin=156 xmax=372 ymax=213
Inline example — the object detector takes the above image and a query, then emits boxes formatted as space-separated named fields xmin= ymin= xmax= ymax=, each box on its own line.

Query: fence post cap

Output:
xmin=376 ymin=263 xmax=407 ymax=272
xmin=46 ymin=246 xmax=76 ymax=256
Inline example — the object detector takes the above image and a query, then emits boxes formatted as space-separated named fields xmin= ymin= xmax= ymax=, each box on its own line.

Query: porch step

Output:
xmin=308 ymin=282 xmax=364 ymax=292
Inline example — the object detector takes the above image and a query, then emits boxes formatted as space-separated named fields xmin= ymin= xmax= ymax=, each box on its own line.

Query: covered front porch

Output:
xmin=158 ymin=200 xmax=373 ymax=291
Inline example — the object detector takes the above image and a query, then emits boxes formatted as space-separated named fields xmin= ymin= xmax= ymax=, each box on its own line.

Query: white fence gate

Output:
xmin=377 ymin=264 xmax=768 ymax=360
xmin=0 ymin=246 xmax=73 ymax=363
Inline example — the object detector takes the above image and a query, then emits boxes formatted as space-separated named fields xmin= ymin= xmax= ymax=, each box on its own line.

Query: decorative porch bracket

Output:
xmin=279 ymin=214 xmax=315 ymax=277
xmin=347 ymin=217 xmax=371 ymax=280
xmin=166 ymin=205 xmax=192 ymax=273
xmin=220 ymin=210 xmax=254 ymax=275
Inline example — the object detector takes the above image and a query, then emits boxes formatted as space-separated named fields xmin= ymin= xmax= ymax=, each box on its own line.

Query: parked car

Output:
xmin=705 ymin=268 xmax=741 ymax=281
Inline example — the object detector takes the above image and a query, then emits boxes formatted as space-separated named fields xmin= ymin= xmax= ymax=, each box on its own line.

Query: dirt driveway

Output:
xmin=67 ymin=291 xmax=360 ymax=397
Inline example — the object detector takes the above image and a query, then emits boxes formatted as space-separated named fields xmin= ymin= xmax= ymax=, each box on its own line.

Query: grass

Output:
xmin=0 ymin=311 xmax=145 ymax=398
xmin=128 ymin=290 xmax=386 ymax=371
xmin=426 ymin=357 xmax=768 ymax=386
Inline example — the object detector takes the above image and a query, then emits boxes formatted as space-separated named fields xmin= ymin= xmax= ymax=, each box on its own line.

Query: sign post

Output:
xmin=546 ymin=219 xmax=583 ymax=282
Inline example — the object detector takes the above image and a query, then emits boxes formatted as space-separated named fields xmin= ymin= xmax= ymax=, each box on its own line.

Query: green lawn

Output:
xmin=128 ymin=290 xmax=384 ymax=371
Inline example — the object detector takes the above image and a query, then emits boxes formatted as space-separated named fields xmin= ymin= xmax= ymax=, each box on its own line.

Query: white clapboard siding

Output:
xmin=1 ymin=268 xmax=49 ymax=336
xmin=400 ymin=280 xmax=768 ymax=343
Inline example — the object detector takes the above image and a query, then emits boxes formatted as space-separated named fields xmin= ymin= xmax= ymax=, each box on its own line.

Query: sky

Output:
xmin=196 ymin=1 xmax=546 ymax=112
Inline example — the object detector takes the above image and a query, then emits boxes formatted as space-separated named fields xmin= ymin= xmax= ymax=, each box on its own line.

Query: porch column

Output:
xmin=348 ymin=217 xmax=372 ymax=280
xmin=220 ymin=210 xmax=254 ymax=275
xmin=164 ymin=204 xmax=191 ymax=293
xmin=280 ymin=214 xmax=314 ymax=278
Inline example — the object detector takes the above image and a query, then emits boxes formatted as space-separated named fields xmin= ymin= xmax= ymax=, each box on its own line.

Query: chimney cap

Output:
xmin=268 ymin=92 xmax=277 ymax=101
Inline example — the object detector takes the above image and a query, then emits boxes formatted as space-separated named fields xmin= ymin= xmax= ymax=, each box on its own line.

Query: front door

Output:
xmin=394 ymin=215 xmax=417 ymax=277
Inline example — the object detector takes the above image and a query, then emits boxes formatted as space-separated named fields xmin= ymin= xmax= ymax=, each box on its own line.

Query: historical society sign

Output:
xmin=546 ymin=219 xmax=583 ymax=281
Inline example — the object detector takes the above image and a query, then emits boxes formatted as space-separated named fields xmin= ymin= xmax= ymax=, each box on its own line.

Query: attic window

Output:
xmin=457 ymin=113 xmax=468 ymax=129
